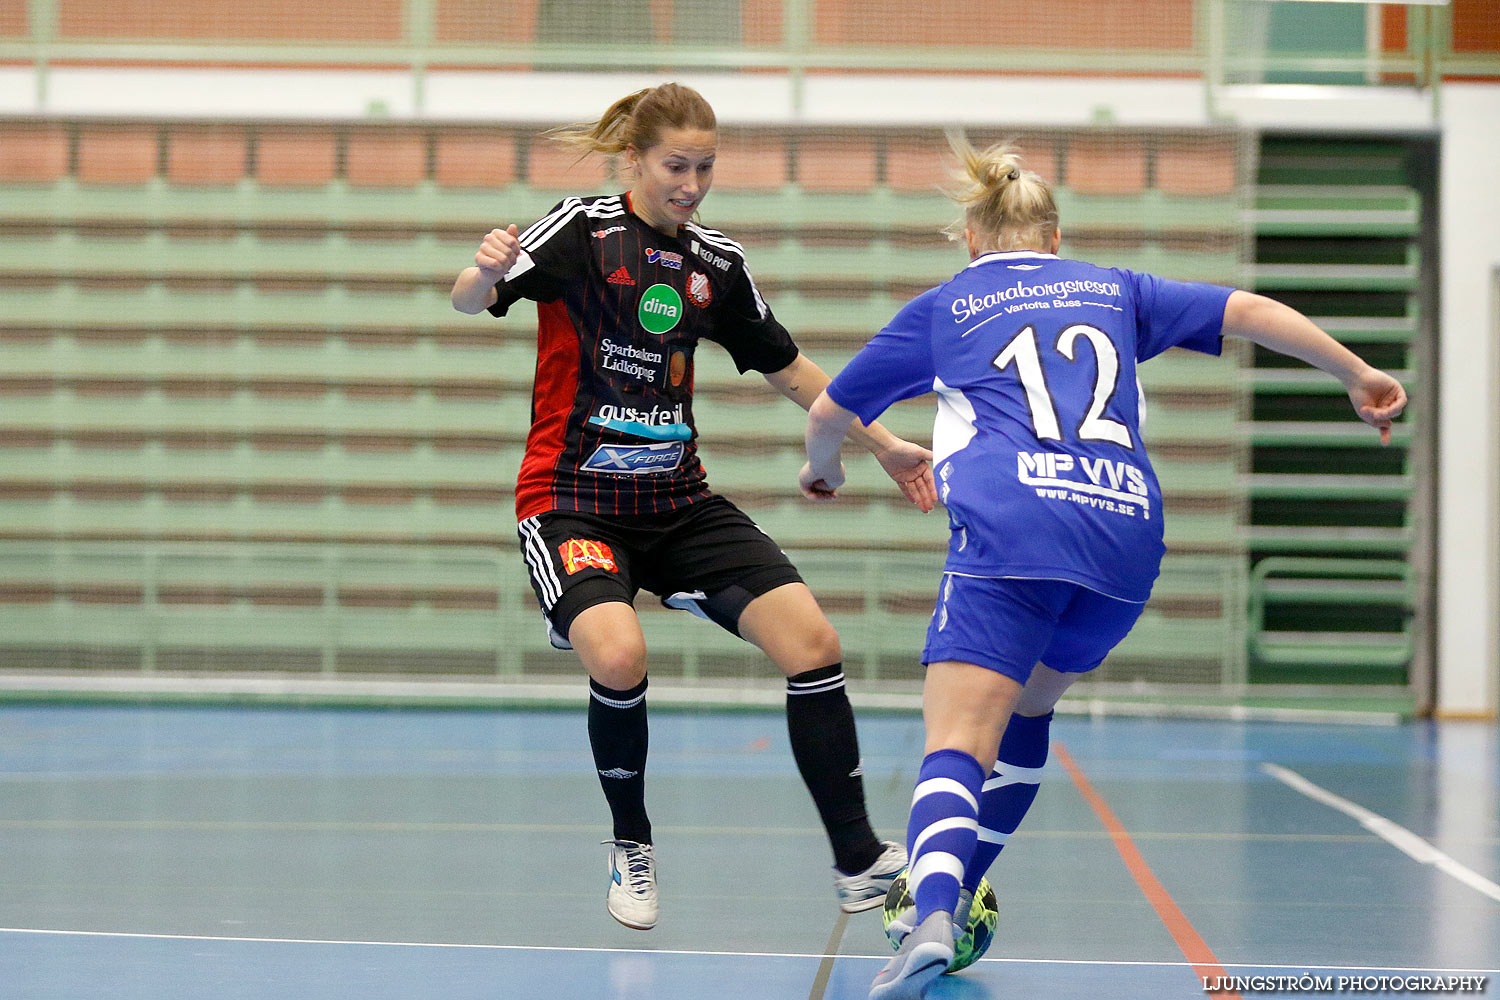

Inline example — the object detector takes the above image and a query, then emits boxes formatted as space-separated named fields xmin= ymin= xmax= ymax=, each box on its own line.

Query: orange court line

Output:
xmin=1053 ymin=741 xmax=1243 ymax=999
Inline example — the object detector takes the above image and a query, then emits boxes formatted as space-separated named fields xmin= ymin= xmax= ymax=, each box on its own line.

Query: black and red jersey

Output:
xmin=488 ymin=193 xmax=799 ymax=520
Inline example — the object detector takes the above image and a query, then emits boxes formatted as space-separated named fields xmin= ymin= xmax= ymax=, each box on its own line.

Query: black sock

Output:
xmin=785 ymin=663 xmax=882 ymax=875
xmin=588 ymin=677 xmax=652 ymax=845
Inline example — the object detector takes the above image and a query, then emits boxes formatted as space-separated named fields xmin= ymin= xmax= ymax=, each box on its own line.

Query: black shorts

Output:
xmin=515 ymin=495 xmax=804 ymax=649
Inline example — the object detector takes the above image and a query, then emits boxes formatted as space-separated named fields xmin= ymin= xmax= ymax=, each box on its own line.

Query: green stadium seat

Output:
xmin=433 ymin=0 xmax=538 ymax=44
xmin=1248 ymin=557 xmax=1413 ymax=676
xmin=1249 ymin=252 xmax=1420 ymax=293
xmin=77 ymin=125 xmax=158 ymax=186
xmin=713 ymin=132 xmax=789 ymax=190
xmin=1250 ymin=420 xmax=1414 ymax=449
xmin=525 ymin=137 xmax=611 ymax=191
xmin=59 ymin=0 xmax=406 ymax=41
xmin=993 ymin=132 xmax=1062 ymax=185
xmin=166 ymin=126 xmax=249 ymax=187
xmin=256 ymin=128 xmax=339 ymax=187
xmin=883 ymin=134 xmax=947 ymax=195
xmin=0 ymin=3 xmax=25 ymax=35
xmin=1063 ymin=135 xmax=1148 ymax=196
xmin=1252 ymin=186 xmax=1420 ymax=238
xmin=434 ymin=131 xmax=520 ymax=189
xmin=1154 ymin=136 xmax=1238 ymax=197
xmin=798 ymin=134 xmax=878 ymax=193
xmin=0 ymin=123 xmax=70 ymax=183
xmin=346 ymin=129 xmax=430 ymax=188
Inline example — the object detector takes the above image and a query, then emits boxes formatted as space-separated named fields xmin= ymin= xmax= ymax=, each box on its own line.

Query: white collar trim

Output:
xmin=967 ymin=251 xmax=1058 ymax=269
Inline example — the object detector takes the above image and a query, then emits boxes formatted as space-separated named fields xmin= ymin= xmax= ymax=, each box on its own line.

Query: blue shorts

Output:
xmin=922 ymin=575 xmax=1147 ymax=685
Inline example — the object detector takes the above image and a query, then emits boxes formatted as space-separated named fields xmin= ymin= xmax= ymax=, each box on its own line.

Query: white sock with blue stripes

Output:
xmin=905 ymin=749 xmax=984 ymax=924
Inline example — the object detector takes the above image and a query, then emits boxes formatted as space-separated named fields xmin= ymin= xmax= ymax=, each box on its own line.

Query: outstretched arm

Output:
xmin=766 ymin=353 xmax=937 ymax=512
xmin=800 ymin=390 xmax=858 ymax=502
xmin=1222 ymin=290 xmax=1408 ymax=444
xmin=451 ymin=224 xmax=520 ymax=314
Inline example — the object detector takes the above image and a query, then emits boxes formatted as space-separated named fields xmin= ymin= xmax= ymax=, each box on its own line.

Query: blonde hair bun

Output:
xmin=943 ymin=131 xmax=1058 ymax=253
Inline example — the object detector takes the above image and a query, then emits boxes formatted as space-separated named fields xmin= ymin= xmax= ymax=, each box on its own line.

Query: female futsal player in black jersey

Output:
xmin=451 ymin=82 xmax=937 ymax=931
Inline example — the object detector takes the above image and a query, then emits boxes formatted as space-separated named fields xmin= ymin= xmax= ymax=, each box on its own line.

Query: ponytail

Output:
xmin=942 ymin=131 xmax=1059 ymax=253
xmin=547 ymin=82 xmax=717 ymax=160
xmin=547 ymin=89 xmax=649 ymax=157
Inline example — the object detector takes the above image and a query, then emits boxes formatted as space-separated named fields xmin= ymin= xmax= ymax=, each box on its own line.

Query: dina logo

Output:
xmin=637 ymin=283 xmax=683 ymax=334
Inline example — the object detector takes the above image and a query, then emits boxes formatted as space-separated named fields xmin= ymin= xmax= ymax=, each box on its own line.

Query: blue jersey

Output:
xmin=827 ymin=251 xmax=1232 ymax=602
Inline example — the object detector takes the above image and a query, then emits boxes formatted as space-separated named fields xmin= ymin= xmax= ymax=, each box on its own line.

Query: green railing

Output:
xmin=0 ymin=540 xmax=1247 ymax=688
xmin=1248 ymin=557 xmax=1415 ymax=677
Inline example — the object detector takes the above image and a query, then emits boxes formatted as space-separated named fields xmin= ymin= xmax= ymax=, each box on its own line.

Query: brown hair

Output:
xmin=942 ymin=132 xmax=1059 ymax=253
xmin=548 ymin=82 xmax=717 ymax=158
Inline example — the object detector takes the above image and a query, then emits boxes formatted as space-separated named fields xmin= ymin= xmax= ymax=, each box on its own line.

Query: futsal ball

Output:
xmin=881 ymin=870 xmax=998 ymax=974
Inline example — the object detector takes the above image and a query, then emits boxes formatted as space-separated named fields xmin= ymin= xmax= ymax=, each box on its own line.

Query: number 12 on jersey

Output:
xmin=992 ymin=324 xmax=1134 ymax=449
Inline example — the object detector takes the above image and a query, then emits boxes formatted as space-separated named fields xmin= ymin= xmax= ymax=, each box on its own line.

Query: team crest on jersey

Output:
xmin=686 ymin=271 xmax=712 ymax=307
xmin=559 ymin=538 xmax=618 ymax=575
xmin=645 ymin=248 xmax=684 ymax=269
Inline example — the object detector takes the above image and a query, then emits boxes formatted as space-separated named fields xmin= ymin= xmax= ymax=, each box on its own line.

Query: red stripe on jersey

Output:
xmin=516 ymin=298 xmax=580 ymax=521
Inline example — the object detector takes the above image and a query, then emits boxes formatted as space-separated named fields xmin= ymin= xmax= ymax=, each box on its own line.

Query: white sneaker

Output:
xmin=604 ymin=839 xmax=658 ymax=930
xmin=834 ymin=840 xmax=908 ymax=913
xmin=888 ymin=887 xmax=972 ymax=948
xmin=952 ymin=887 xmax=974 ymax=934
xmin=869 ymin=910 xmax=954 ymax=1000
xmin=886 ymin=904 xmax=918 ymax=945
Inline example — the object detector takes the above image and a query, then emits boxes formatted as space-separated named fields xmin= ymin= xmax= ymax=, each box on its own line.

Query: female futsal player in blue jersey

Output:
xmin=800 ymin=136 xmax=1407 ymax=999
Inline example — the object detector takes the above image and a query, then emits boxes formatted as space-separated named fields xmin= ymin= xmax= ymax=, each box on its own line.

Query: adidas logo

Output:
xmin=607 ymin=266 xmax=635 ymax=285
xmin=598 ymin=767 xmax=639 ymax=779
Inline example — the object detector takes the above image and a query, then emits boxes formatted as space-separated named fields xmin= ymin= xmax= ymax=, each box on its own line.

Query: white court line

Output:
xmin=1262 ymin=762 xmax=1500 ymax=903
xmin=0 ymin=673 xmax=1406 ymax=723
xmin=1 ymin=928 xmax=1495 ymax=975
xmin=6 ymin=819 xmax=1455 ymax=846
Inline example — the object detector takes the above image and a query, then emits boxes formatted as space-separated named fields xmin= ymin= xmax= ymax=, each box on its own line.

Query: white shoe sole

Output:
xmin=869 ymin=942 xmax=950 ymax=1000
xmin=840 ymin=892 xmax=890 ymax=914
xmin=607 ymin=907 xmax=657 ymax=931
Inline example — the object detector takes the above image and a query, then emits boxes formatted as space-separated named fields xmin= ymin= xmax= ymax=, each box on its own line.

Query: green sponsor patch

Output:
xmin=638 ymin=283 xmax=683 ymax=335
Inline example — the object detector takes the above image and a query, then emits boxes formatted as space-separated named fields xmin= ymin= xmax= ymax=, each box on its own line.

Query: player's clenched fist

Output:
xmin=475 ymin=224 xmax=521 ymax=276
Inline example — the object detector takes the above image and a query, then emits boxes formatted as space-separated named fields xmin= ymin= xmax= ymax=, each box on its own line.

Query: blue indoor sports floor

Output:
xmin=2 ymin=703 xmax=1496 ymax=999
